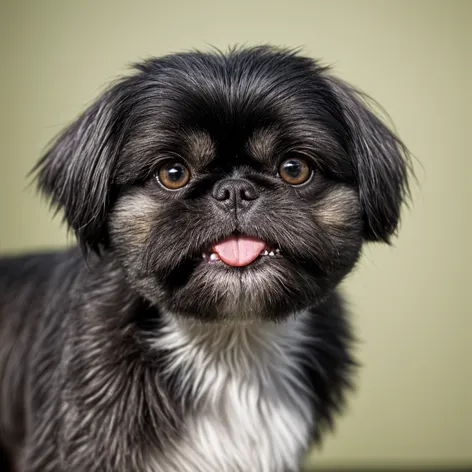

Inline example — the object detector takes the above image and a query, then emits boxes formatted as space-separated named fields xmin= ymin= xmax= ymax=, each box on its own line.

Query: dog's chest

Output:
xmin=147 ymin=315 xmax=315 ymax=472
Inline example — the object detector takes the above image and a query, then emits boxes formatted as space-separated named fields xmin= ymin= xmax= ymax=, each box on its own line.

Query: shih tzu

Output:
xmin=0 ymin=46 xmax=410 ymax=472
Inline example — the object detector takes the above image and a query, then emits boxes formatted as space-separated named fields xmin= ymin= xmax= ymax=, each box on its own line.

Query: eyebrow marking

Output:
xmin=246 ymin=127 xmax=279 ymax=162
xmin=184 ymin=130 xmax=215 ymax=168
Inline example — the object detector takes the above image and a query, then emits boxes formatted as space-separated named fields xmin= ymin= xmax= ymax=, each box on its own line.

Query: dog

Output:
xmin=0 ymin=46 xmax=410 ymax=472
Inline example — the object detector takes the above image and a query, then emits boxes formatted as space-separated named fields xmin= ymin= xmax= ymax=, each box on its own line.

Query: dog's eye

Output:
xmin=157 ymin=162 xmax=191 ymax=190
xmin=278 ymin=158 xmax=312 ymax=185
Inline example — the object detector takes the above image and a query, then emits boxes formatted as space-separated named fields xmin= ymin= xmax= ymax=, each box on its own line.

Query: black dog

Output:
xmin=0 ymin=46 xmax=410 ymax=472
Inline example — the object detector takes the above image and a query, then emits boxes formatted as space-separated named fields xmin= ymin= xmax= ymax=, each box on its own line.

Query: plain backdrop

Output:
xmin=0 ymin=0 xmax=470 ymax=469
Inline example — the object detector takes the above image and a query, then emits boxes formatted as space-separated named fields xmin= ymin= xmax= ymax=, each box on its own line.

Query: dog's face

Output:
xmin=36 ymin=47 xmax=409 ymax=322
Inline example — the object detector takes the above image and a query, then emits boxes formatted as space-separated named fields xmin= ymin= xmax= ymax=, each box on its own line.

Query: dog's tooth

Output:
xmin=210 ymin=253 xmax=219 ymax=261
xmin=269 ymin=251 xmax=275 ymax=256
xmin=275 ymin=248 xmax=280 ymax=254
xmin=262 ymin=250 xmax=269 ymax=256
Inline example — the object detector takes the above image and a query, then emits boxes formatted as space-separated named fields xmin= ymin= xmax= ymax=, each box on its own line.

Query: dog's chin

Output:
xmin=150 ymin=241 xmax=338 ymax=324
xmin=111 ymin=222 xmax=361 ymax=323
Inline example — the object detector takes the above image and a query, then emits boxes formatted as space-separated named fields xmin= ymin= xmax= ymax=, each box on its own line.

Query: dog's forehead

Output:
xmin=180 ymin=126 xmax=281 ymax=168
xmin=122 ymin=50 xmax=345 ymax=172
xmin=149 ymin=50 xmax=325 ymax=132
xmin=152 ymin=57 xmax=317 ymax=166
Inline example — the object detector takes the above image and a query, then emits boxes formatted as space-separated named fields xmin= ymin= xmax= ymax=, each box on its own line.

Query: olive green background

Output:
xmin=0 ymin=0 xmax=470 ymax=469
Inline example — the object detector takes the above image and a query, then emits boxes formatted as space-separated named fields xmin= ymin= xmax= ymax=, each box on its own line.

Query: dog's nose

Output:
xmin=212 ymin=179 xmax=259 ymax=212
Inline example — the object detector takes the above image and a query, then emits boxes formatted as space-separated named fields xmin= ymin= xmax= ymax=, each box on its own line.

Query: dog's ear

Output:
xmin=325 ymin=76 xmax=410 ymax=243
xmin=34 ymin=79 xmax=134 ymax=254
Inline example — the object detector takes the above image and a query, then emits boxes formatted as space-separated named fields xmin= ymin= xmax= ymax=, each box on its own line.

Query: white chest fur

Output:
xmin=148 ymin=313 xmax=315 ymax=472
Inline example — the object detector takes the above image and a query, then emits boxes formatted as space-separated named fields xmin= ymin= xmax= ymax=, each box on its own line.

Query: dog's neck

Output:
xmin=152 ymin=311 xmax=315 ymax=405
xmin=146 ymin=311 xmax=316 ymax=472
xmin=158 ymin=312 xmax=311 ymax=358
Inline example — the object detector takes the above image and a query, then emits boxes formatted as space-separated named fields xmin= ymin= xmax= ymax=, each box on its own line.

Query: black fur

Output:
xmin=0 ymin=46 xmax=410 ymax=471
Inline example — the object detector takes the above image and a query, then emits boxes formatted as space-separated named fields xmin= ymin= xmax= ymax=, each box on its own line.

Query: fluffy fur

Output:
xmin=0 ymin=46 xmax=410 ymax=471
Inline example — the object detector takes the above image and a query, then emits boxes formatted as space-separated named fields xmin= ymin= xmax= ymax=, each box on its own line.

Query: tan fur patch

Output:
xmin=111 ymin=190 xmax=159 ymax=246
xmin=183 ymin=130 xmax=215 ymax=168
xmin=246 ymin=128 xmax=279 ymax=162
xmin=313 ymin=186 xmax=360 ymax=228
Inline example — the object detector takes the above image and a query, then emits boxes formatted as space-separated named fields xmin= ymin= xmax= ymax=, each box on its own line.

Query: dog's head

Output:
xmin=36 ymin=46 xmax=409 ymax=322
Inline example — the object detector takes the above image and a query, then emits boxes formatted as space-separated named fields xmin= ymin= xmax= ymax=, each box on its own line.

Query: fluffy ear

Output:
xmin=326 ymin=76 xmax=410 ymax=243
xmin=34 ymin=81 xmax=132 ymax=254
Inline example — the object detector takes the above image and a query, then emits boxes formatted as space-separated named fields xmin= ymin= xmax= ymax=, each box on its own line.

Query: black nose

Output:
xmin=212 ymin=178 xmax=259 ymax=212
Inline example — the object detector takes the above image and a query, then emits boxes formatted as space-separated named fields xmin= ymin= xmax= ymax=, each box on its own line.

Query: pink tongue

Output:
xmin=212 ymin=235 xmax=266 ymax=267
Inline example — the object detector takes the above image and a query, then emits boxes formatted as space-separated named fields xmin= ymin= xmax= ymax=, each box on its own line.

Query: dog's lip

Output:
xmin=201 ymin=234 xmax=280 ymax=266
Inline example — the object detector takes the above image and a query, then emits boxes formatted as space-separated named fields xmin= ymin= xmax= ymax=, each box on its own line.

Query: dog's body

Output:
xmin=0 ymin=249 xmax=351 ymax=471
xmin=0 ymin=47 xmax=409 ymax=471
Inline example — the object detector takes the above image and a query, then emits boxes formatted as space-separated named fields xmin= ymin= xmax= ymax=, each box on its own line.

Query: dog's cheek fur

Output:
xmin=109 ymin=190 xmax=157 ymax=253
xmin=107 ymin=182 xmax=364 ymax=323
xmin=311 ymin=185 xmax=364 ymax=259
xmin=108 ymin=189 xmax=167 ymax=301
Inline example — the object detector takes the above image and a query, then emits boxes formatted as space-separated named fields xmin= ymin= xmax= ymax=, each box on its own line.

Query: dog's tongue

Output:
xmin=212 ymin=235 xmax=266 ymax=267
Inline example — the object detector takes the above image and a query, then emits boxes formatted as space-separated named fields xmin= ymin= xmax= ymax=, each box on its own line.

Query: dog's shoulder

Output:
xmin=300 ymin=293 xmax=357 ymax=442
xmin=0 ymin=247 xmax=81 ymax=285
xmin=0 ymin=247 xmax=83 ymax=322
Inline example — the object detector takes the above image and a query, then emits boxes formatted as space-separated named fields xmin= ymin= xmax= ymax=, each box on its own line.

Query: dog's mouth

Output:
xmin=202 ymin=234 xmax=280 ymax=267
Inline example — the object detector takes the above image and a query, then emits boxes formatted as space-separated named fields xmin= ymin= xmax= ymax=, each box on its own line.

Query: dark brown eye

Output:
xmin=157 ymin=162 xmax=190 ymax=190
xmin=278 ymin=158 xmax=312 ymax=185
